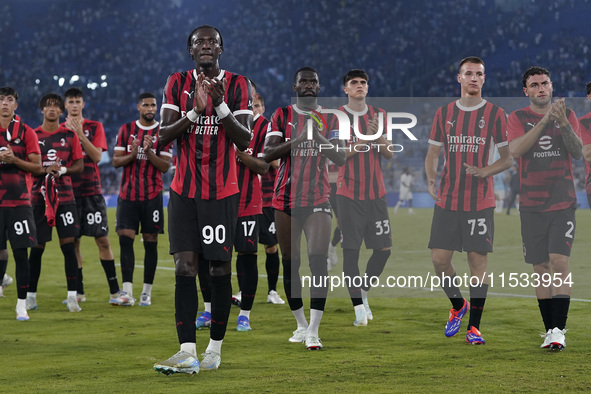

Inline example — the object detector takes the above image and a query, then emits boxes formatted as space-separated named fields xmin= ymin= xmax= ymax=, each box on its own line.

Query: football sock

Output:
xmin=309 ymin=254 xmax=328 ymax=311
xmin=331 ymin=227 xmax=341 ymax=246
xmin=61 ymin=242 xmax=78 ymax=292
xmin=175 ymin=275 xmax=198 ymax=344
xmin=308 ymin=309 xmax=324 ymax=337
xmin=292 ymin=307 xmax=308 ymax=328
xmin=265 ymin=251 xmax=280 ymax=292
xmin=363 ymin=249 xmax=391 ymax=290
xmin=197 ymin=255 xmax=212 ymax=303
xmin=552 ymin=294 xmax=570 ymax=330
xmin=77 ymin=267 xmax=84 ymax=295
xmin=204 ymin=302 xmax=211 ymax=313
xmin=238 ymin=254 xmax=258 ymax=311
xmin=282 ymin=258 xmax=303 ymax=311
xmin=180 ymin=342 xmax=197 ymax=357
xmin=143 ymin=241 xmax=158 ymax=285
xmin=28 ymin=247 xmax=44 ymax=293
xmin=142 ymin=283 xmax=153 ymax=296
xmin=210 ymin=272 xmax=232 ymax=341
xmin=537 ymin=298 xmax=553 ymax=331
xmin=119 ymin=235 xmax=135 ymax=283
xmin=206 ymin=339 xmax=222 ymax=355
xmin=343 ymin=248 xmax=362 ymax=306
xmin=122 ymin=282 xmax=133 ymax=295
xmin=238 ymin=309 xmax=251 ymax=319
xmin=441 ymin=273 xmax=465 ymax=311
xmin=13 ymin=248 xmax=30 ymax=299
xmin=100 ymin=259 xmax=120 ymax=294
xmin=235 ymin=255 xmax=244 ymax=291
xmin=0 ymin=259 xmax=7 ymax=282
xmin=468 ymin=283 xmax=488 ymax=330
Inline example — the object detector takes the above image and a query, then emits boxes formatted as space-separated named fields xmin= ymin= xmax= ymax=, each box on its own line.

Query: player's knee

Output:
xmin=209 ymin=260 xmax=231 ymax=276
xmin=173 ymin=253 xmax=198 ymax=277
xmin=265 ymin=244 xmax=278 ymax=254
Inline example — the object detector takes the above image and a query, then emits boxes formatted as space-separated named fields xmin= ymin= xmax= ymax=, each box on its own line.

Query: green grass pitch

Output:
xmin=1 ymin=208 xmax=591 ymax=392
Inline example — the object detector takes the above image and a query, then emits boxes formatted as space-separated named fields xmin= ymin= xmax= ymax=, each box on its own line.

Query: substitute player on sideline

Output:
xmin=507 ymin=66 xmax=582 ymax=350
xmin=153 ymin=25 xmax=252 ymax=375
xmin=112 ymin=92 xmax=172 ymax=307
xmin=63 ymin=88 xmax=121 ymax=303
xmin=0 ymin=86 xmax=41 ymax=320
xmin=334 ymin=69 xmax=393 ymax=327
xmin=264 ymin=67 xmax=345 ymax=350
xmin=425 ymin=57 xmax=512 ymax=344
xmin=27 ymin=93 xmax=84 ymax=313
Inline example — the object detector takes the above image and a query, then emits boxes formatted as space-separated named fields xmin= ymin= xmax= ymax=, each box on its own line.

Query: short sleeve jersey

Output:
xmin=161 ymin=69 xmax=253 ymax=200
xmin=429 ymin=99 xmax=508 ymax=211
xmin=507 ymin=106 xmax=580 ymax=212
xmin=267 ymin=105 xmax=332 ymax=211
xmin=114 ymin=121 xmax=173 ymax=201
xmin=236 ymin=114 xmax=267 ymax=217
xmin=335 ymin=104 xmax=387 ymax=201
xmin=0 ymin=115 xmax=40 ymax=207
xmin=65 ymin=119 xmax=107 ymax=198
xmin=31 ymin=125 xmax=83 ymax=206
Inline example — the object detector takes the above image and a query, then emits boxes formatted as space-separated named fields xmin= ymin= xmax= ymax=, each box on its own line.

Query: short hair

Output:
xmin=247 ymin=79 xmax=257 ymax=91
xmin=254 ymin=93 xmax=264 ymax=105
xmin=522 ymin=66 xmax=550 ymax=88
xmin=39 ymin=93 xmax=65 ymax=112
xmin=138 ymin=92 xmax=156 ymax=102
xmin=0 ymin=86 xmax=18 ymax=101
xmin=64 ymin=87 xmax=84 ymax=99
xmin=343 ymin=69 xmax=369 ymax=86
xmin=187 ymin=25 xmax=224 ymax=50
xmin=293 ymin=66 xmax=318 ymax=84
xmin=458 ymin=56 xmax=484 ymax=73
xmin=586 ymin=81 xmax=591 ymax=96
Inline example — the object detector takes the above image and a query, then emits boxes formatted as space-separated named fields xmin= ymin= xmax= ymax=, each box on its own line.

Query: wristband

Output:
xmin=214 ymin=102 xmax=230 ymax=119
xmin=59 ymin=166 xmax=67 ymax=176
xmin=186 ymin=108 xmax=199 ymax=122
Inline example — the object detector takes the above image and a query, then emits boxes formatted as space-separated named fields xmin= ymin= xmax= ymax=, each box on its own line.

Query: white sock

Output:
xmin=307 ymin=309 xmax=324 ymax=337
xmin=123 ymin=282 xmax=133 ymax=295
xmin=142 ymin=283 xmax=152 ymax=296
xmin=239 ymin=310 xmax=250 ymax=318
xmin=361 ymin=288 xmax=369 ymax=299
xmin=180 ymin=342 xmax=196 ymax=357
xmin=354 ymin=304 xmax=365 ymax=314
xmin=16 ymin=298 xmax=26 ymax=312
xmin=68 ymin=290 xmax=77 ymax=298
xmin=206 ymin=339 xmax=223 ymax=355
xmin=27 ymin=292 xmax=37 ymax=299
xmin=204 ymin=302 xmax=211 ymax=313
xmin=291 ymin=307 xmax=308 ymax=329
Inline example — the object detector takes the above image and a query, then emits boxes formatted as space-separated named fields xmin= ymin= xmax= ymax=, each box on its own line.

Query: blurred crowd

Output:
xmin=2 ymin=0 xmax=591 ymax=195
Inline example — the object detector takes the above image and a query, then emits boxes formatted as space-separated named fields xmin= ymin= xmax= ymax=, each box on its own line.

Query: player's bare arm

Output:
xmin=0 ymin=147 xmax=42 ymax=175
xmin=236 ymin=150 xmax=269 ymax=175
xmin=112 ymin=138 xmax=139 ymax=168
xmin=47 ymin=157 xmax=83 ymax=178
xmin=425 ymin=144 xmax=441 ymax=202
xmin=463 ymin=145 xmax=512 ymax=178
xmin=203 ymin=76 xmax=252 ymax=151
xmin=65 ymin=116 xmax=102 ymax=163
xmin=158 ymin=74 xmax=207 ymax=146
xmin=143 ymin=135 xmax=172 ymax=173
xmin=508 ymin=111 xmax=552 ymax=158
xmin=549 ymin=99 xmax=582 ymax=159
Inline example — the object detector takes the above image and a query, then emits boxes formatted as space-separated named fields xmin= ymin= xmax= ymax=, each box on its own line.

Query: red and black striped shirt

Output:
xmin=507 ymin=106 xmax=580 ymax=212
xmin=31 ymin=126 xmax=83 ymax=206
xmin=429 ymin=99 xmax=508 ymax=211
xmin=114 ymin=121 xmax=173 ymax=201
xmin=335 ymin=104 xmax=387 ymax=201
xmin=237 ymin=114 xmax=267 ymax=217
xmin=267 ymin=105 xmax=332 ymax=211
xmin=162 ymin=69 xmax=253 ymax=200
xmin=0 ymin=115 xmax=40 ymax=207
xmin=578 ymin=112 xmax=591 ymax=203
xmin=64 ymin=119 xmax=107 ymax=198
